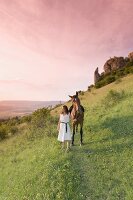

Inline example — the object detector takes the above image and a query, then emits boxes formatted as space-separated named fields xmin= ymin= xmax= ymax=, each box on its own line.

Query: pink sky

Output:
xmin=0 ymin=0 xmax=133 ymax=101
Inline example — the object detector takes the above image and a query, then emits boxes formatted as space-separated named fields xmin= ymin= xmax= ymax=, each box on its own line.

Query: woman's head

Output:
xmin=61 ymin=105 xmax=69 ymax=114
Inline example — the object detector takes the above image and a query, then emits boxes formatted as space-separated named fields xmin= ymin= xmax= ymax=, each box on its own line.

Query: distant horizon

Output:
xmin=0 ymin=0 xmax=133 ymax=101
xmin=0 ymin=99 xmax=64 ymax=119
xmin=0 ymin=100 xmax=65 ymax=102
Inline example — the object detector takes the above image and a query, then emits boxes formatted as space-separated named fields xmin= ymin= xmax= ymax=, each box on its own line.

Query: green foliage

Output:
xmin=95 ymin=79 xmax=106 ymax=88
xmin=80 ymin=91 xmax=85 ymax=95
xmin=25 ymin=108 xmax=59 ymax=139
xmin=88 ymin=84 xmax=94 ymax=92
xmin=95 ymin=65 xmax=133 ymax=88
xmin=0 ymin=75 xmax=133 ymax=199
xmin=20 ymin=115 xmax=32 ymax=123
xmin=78 ymin=90 xmax=84 ymax=95
xmin=0 ymin=125 xmax=8 ymax=140
xmin=31 ymin=108 xmax=51 ymax=128
xmin=0 ymin=117 xmax=21 ymax=140
xmin=125 ymin=60 xmax=133 ymax=67
xmin=10 ymin=126 xmax=18 ymax=135
xmin=105 ymin=75 xmax=116 ymax=83
xmin=103 ymin=89 xmax=126 ymax=108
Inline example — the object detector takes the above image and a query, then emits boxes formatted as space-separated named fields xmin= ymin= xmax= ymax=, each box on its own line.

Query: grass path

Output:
xmin=1 ymin=127 xmax=133 ymax=200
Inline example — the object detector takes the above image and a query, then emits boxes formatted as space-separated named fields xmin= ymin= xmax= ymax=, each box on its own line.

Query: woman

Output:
xmin=57 ymin=105 xmax=71 ymax=152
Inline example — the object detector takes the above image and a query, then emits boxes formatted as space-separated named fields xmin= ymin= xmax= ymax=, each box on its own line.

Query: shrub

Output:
xmin=95 ymin=64 xmax=133 ymax=89
xmin=125 ymin=61 xmax=133 ymax=67
xmin=10 ymin=126 xmax=18 ymax=135
xmin=31 ymin=108 xmax=51 ymax=128
xmin=20 ymin=115 xmax=32 ymax=123
xmin=95 ymin=79 xmax=106 ymax=88
xmin=0 ymin=125 xmax=8 ymax=140
xmin=80 ymin=91 xmax=85 ymax=95
xmin=88 ymin=84 xmax=94 ymax=91
xmin=105 ymin=75 xmax=116 ymax=84
xmin=103 ymin=89 xmax=126 ymax=108
xmin=115 ymin=69 xmax=125 ymax=77
xmin=125 ymin=66 xmax=133 ymax=74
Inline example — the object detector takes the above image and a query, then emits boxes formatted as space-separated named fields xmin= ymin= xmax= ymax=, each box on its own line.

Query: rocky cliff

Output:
xmin=128 ymin=52 xmax=133 ymax=61
xmin=103 ymin=57 xmax=126 ymax=74
xmin=94 ymin=51 xmax=133 ymax=84
xmin=94 ymin=67 xmax=101 ymax=84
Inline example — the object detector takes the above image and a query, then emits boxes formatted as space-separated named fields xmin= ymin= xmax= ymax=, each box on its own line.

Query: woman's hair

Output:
xmin=61 ymin=105 xmax=69 ymax=114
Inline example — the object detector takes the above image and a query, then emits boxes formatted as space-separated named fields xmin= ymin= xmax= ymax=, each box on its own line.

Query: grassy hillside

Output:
xmin=0 ymin=74 xmax=133 ymax=200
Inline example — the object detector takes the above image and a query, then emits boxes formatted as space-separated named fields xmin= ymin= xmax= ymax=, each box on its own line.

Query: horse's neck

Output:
xmin=70 ymin=104 xmax=76 ymax=118
xmin=73 ymin=103 xmax=78 ymax=111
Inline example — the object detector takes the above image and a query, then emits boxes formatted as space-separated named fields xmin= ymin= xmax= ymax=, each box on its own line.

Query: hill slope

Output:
xmin=0 ymin=74 xmax=133 ymax=200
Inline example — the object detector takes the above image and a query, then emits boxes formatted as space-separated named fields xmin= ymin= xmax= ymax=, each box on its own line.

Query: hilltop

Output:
xmin=0 ymin=74 xmax=133 ymax=200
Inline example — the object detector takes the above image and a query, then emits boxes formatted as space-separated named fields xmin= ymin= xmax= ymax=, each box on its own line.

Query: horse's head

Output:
xmin=69 ymin=91 xmax=84 ymax=123
xmin=69 ymin=91 xmax=80 ymax=109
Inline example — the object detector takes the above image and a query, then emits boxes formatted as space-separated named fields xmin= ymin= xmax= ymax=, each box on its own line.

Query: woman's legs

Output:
xmin=61 ymin=141 xmax=71 ymax=151
xmin=61 ymin=142 xmax=65 ymax=149
xmin=66 ymin=140 xmax=71 ymax=152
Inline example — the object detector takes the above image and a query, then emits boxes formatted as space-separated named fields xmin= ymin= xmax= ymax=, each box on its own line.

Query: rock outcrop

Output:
xmin=94 ymin=51 xmax=133 ymax=84
xmin=94 ymin=67 xmax=101 ymax=84
xmin=103 ymin=57 xmax=126 ymax=74
xmin=128 ymin=52 xmax=133 ymax=61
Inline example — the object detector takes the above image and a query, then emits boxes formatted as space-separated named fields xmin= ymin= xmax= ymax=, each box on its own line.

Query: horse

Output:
xmin=69 ymin=92 xmax=84 ymax=146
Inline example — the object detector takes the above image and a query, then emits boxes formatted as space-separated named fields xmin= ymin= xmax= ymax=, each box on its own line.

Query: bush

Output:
xmin=105 ymin=75 xmax=116 ymax=84
xmin=0 ymin=125 xmax=8 ymax=140
xmin=31 ymin=108 xmax=51 ymax=128
xmin=95 ymin=79 xmax=106 ymax=88
xmin=88 ymin=84 xmax=94 ymax=91
xmin=20 ymin=115 xmax=32 ymax=123
xmin=10 ymin=126 xmax=18 ymax=135
xmin=103 ymin=89 xmax=126 ymax=108
xmin=125 ymin=61 xmax=133 ymax=67
xmin=115 ymin=69 xmax=125 ymax=77
xmin=95 ymin=64 xmax=133 ymax=89
xmin=80 ymin=91 xmax=85 ymax=95
xmin=125 ymin=66 xmax=133 ymax=74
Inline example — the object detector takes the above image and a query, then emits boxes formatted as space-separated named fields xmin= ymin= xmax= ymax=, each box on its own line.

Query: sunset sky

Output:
xmin=0 ymin=0 xmax=133 ymax=101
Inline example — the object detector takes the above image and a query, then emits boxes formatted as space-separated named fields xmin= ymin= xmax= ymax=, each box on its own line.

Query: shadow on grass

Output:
xmin=102 ymin=115 xmax=133 ymax=140
xmin=83 ymin=115 xmax=133 ymax=155
xmin=87 ymin=140 xmax=133 ymax=156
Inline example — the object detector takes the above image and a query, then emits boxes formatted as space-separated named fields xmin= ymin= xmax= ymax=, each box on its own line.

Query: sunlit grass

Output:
xmin=0 ymin=74 xmax=133 ymax=200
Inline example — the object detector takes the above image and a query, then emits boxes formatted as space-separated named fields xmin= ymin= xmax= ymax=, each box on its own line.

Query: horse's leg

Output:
xmin=76 ymin=124 xmax=78 ymax=133
xmin=80 ymin=125 xmax=83 ymax=145
xmin=72 ymin=124 xmax=75 ymax=145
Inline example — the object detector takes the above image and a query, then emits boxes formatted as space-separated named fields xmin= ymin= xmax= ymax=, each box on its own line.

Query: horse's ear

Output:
xmin=69 ymin=95 xmax=73 ymax=98
xmin=76 ymin=91 xmax=78 ymax=96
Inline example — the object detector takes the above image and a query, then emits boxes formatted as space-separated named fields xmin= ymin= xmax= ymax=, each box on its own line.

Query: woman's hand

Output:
xmin=57 ymin=125 xmax=59 ymax=131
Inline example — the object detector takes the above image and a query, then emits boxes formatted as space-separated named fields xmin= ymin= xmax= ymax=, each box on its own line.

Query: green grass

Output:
xmin=0 ymin=74 xmax=133 ymax=200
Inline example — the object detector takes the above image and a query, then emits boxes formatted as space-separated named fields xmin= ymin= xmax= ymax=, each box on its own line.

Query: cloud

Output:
xmin=0 ymin=78 xmax=57 ymax=91
xmin=0 ymin=0 xmax=133 ymax=100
